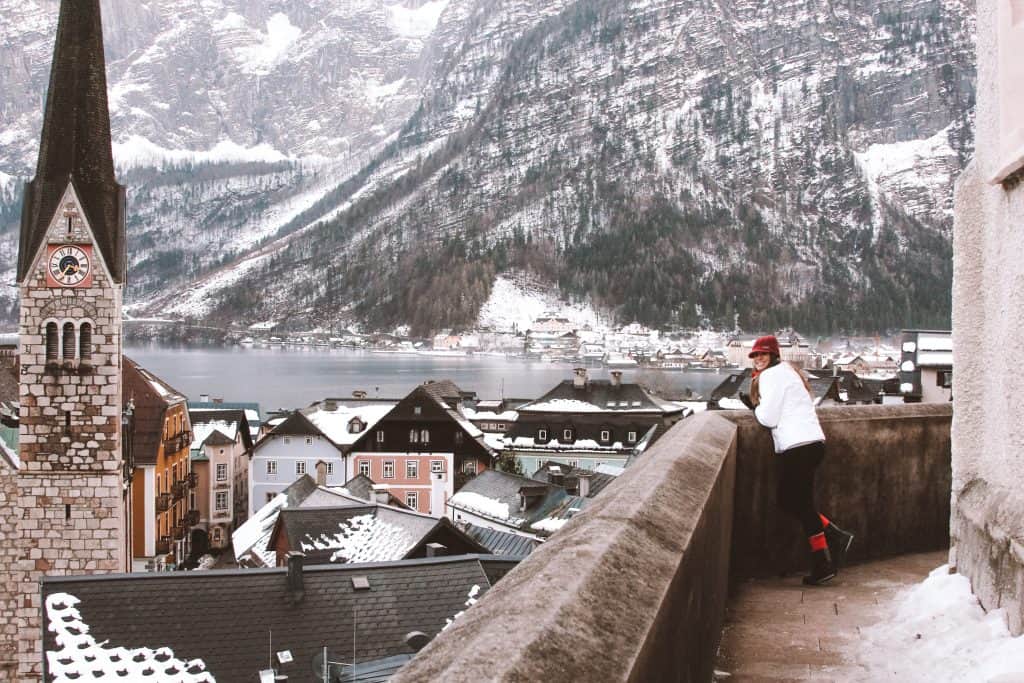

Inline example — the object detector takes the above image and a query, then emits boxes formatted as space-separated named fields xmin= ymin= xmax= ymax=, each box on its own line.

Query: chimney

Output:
xmin=573 ymin=367 xmax=588 ymax=389
xmin=315 ymin=460 xmax=328 ymax=486
xmin=547 ymin=465 xmax=565 ymax=488
xmin=578 ymin=472 xmax=593 ymax=498
xmin=372 ymin=484 xmax=391 ymax=505
xmin=324 ymin=399 xmax=338 ymax=412
xmin=425 ymin=542 xmax=447 ymax=558
xmin=610 ymin=371 xmax=623 ymax=387
xmin=352 ymin=390 xmax=368 ymax=399
xmin=286 ymin=551 xmax=305 ymax=602
xmin=199 ymin=393 xmax=210 ymax=403
xmin=213 ymin=397 xmax=224 ymax=404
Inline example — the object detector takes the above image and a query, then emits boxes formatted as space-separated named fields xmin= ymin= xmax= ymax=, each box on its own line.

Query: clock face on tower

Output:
xmin=46 ymin=245 xmax=93 ymax=288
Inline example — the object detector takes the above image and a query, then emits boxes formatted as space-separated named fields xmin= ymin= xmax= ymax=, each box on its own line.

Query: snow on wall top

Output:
xmin=46 ymin=592 xmax=214 ymax=682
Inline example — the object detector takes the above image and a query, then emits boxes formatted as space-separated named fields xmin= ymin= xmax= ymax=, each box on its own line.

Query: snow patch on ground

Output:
xmin=365 ymin=76 xmax=407 ymax=104
xmin=385 ymin=0 xmax=449 ymax=39
xmin=236 ymin=13 xmax=302 ymax=75
xmin=858 ymin=565 xmax=1024 ymax=681
xmin=477 ymin=272 xmax=602 ymax=333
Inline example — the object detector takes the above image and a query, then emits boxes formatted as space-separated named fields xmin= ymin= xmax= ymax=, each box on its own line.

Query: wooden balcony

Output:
xmin=187 ymin=471 xmax=199 ymax=488
xmin=171 ymin=480 xmax=186 ymax=500
xmin=185 ymin=509 xmax=200 ymax=527
xmin=155 ymin=537 xmax=171 ymax=555
xmin=155 ymin=493 xmax=172 ymax=513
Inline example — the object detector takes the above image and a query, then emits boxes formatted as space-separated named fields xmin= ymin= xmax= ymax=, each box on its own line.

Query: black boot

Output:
xmin=803 ymin=547 xmax=836 ymax=586
xmin=824 ymin=522 xmax=854 ymax=569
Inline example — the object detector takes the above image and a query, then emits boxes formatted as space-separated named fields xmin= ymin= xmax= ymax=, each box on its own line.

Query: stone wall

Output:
xmin=727 ymin=403 xmax=952 ymax=579
xmin=951 ymin=0 xmax=1024 ymax=637
xmin=393 ymin=412 xmax=738 ymax=683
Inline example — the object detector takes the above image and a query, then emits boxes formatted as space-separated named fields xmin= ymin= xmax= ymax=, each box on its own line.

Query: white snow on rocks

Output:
xmin=477 ymin=272 xmax=602 ymax=334
xmin=235 ymin=13 xmax=302 ymax=76
xmin=857 ymin=565 xmax=1024 ymax=681
xmin=385 ymin=1 xmax=449 ymax=39
xmin=46 ymin=592 xmax=214 ymax=682
xmin=113 ymin=135 xmax=291 ymax=171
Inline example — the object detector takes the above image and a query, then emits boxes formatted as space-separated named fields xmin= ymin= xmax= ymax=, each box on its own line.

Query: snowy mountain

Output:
xmin=0 ymin=0 xmax=975 ymax=334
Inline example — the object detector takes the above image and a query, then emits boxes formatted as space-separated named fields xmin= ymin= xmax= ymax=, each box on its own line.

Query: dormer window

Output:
xmin=600 ymin=429 xmax=611 ymax=443
xmin=348 ymin=418 xmax=364 ymax=434
xmin=627 ymin=431 xmax=638 ymax=443
xmin=537 ymin=428 xmax=548 ymax=442
xmin=414 ymin=406 xmax=422 ymax=415
xmin=563 ymin=428 xmax=574 ymax=442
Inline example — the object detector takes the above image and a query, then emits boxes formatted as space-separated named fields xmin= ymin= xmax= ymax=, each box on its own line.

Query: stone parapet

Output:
xmin=393 ymin=412 xmax=738 ymax=683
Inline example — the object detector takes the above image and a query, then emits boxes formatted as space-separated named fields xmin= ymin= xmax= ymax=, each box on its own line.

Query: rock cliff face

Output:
xmin=0 ymin=0 xmax=975 ymax=333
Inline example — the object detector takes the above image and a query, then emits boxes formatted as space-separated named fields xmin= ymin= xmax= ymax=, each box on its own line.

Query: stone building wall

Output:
xmin=951 ymin=0 xmax=1024 ymax=636
xmin=12 ymin=185 xmax=125 ymax=678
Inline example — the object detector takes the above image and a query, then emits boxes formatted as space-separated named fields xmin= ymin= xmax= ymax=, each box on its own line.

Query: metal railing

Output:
xmin=156 ymin=493 xmax=172 ymax=513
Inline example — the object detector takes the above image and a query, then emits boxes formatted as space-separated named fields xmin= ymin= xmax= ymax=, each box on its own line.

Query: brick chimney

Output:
xmin=352 ymin=390 xmax=367 ymax=399
xmin=324 ymin=399 xmax=338 ymax=412
xmin=578 ymin=471 xmax=593 ymax=498
xmin=315 ymin=460 xmax=328 ymax=486
xmin=425 ymin=542 xmax=447 ymax=558
xmin=573 ymin=368 xmax=588 ymax=389
xmin=372 ymin=484 xmax=391 ymax=505
xmin=610 ymin=371 xmax=623 ymax=387
xmin=547 ymin=465 xmax=565 ymax=487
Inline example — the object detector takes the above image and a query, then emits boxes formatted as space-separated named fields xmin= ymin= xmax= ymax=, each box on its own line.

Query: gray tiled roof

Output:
xmin=42 ymin=556 xmax=507 ymax=683
xmin=450 ymin=469 xmax=586 ymax=534
xmin=463 ymin=523 xmax=539 ymax=557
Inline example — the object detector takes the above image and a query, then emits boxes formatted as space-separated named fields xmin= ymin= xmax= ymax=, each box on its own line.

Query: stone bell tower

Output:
xmin=10 ymin=0 xmax=128 ymax=677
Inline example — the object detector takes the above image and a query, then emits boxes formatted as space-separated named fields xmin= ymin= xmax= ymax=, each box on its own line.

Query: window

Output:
xmin=409 ymin=429 xmax=419 ymax=444
xmin=414 ymin=406 xmax=422 ymax=415
xmin=327 ymin=462 xmax=335 ymax=475
xmin=79 ymin=323 xmax=92 ymax=363
xmin=296 ymin=461 xmax=306 ymax=475
xmin=266 ymin=460 xmax=278 ymax=475
xmin=498 ymin=423 xmax=506 ymax=431
xmin=537 ymin=429 xmax=548 ymax=442
xmin=216 ymin=463 xmax=227 ymax=482
xmin=406 ymin=460 xmax=419 ymax=479
xmin=376 ymin=430 xmax=384 ymax=443
xmin=383 ymin=461 xmax=395 ymax=478
xmin=568 ymin=459 xmax=580 ymax=468
xmin=563 ymin=429 xmax=574 ymax=442
xmin=430 ymin=460 xmax=444 ymax=474
xmin=405 ymin=491 xmax=419 ymax=509
xmin=627 ymin=431 xmax=637 ymax=443
xmin=284 ymin=437 xmax=291 ymax=445
xmin=463 ymin=460 xmax=477 ymax=475
xmin=420 ymin=429 xmax=430 ymax=444
xmin=62 ymin=323 xmax=75 ymax=361
xmin=266 ymin=492 xmax=276 ymax=504
xmin=305 ymin=437 xmax=313 ymax=445
xmin=454 ymin=431 xmax=463 ymax=445
xmin=349 ymin=419 xmax=363 ymax=434
xmin=45 ymin=322 xmax=58 ymax=363
xmin=358 ymin=461 xmax=370 ymax=477
xmin=938 ymin=371 xmax=953 ymax=389
xmin=215 ymin=491 xmax=228 ymax=511
xmin=600 ymin=430 xmax=611 ymax=443
xmin=212 ymin=528 xmax=222 ymax=543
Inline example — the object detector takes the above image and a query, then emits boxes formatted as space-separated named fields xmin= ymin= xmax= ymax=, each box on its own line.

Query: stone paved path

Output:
xmin=714 ymin=550 xmax=948 ymax=682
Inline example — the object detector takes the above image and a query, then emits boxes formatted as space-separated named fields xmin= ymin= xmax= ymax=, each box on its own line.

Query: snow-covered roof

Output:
xmin=299 ymin=512 xmax=421 ymax=564
xmin=504 ymin=436 xmax=636 ymax=453
xmin=462 ymin=407 xmax=518 ymax=422
xmin=304 ymin=402 xmax=396 ymax=446
xmin=45 ymin=593 xmax=214 ymax=681
xmin=190 ymin=421 xmax=238 ymax=451
xmin=448 ymin=491 xmax=520 ymax=524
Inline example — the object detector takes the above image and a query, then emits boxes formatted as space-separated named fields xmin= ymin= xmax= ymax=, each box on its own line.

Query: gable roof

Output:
xmin=18 ymin=0 xmax=125 ymax=284
xmin=42 ymin=555 xmax=515 ymax=682
xmin=188 ymin=408 xmax=254 ymax=451
xmin=259 ymin=410 xmax=342 ymax=452
xmin=302 ymin=401 xmax=397 ymax=448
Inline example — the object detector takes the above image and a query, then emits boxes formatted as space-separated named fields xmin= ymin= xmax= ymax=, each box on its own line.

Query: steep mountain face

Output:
xmin=0 ymin=0 xmax=975 ymax=334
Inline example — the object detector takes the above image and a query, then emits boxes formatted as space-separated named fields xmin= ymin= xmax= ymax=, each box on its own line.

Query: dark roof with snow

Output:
xmin=18 ymin=0 xmax=125 ymax=284
xmin=448 ymin=469 xmax=586 ymax=535
xmin=187 ymin=408 xmax=254 ymax=450
xmin=532 ymin=461 xmax=617 ymax=498
xmin=261 ymin=410 xmax=342 ymax=450
xmin=42 ymin=555 xmax=517 ymax=683
xmin=519 ymin=379 xmax=684 ymax=415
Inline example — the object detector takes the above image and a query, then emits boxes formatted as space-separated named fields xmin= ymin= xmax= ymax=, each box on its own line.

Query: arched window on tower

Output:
xmin=45 ymin=322 xmax=58 ymax=364
xmin=62 ymin=323 xmax=76 ymax=362
xmin=79 ymin=323 xmax=93 ymax=364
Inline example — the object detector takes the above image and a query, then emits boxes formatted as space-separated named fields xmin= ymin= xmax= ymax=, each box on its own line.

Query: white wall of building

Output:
xmin=248 ymin=435 xmax=344 ymax=517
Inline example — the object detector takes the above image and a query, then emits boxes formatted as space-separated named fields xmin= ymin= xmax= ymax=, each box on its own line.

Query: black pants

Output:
xmin=776 ymin=441 xmax=826 ymax=539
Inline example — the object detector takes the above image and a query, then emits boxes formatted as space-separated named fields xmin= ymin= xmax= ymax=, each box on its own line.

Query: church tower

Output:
xmin=13 ymin=0 xmax=127 ymax=677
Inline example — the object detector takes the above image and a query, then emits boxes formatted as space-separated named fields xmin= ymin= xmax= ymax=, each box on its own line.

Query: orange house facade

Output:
xmin=124 ymin=359 xmax=196 ymax=569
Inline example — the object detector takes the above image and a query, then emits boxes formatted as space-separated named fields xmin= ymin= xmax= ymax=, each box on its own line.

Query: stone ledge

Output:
xmin=393 ymin=412 xmax=738 ymax=683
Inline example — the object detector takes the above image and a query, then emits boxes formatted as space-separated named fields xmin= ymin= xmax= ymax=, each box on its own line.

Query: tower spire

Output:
xmin=17 ymin=0 xmax=126 ymax=284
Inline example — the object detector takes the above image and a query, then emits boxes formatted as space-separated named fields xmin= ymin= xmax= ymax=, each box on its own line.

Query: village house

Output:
xmin=347 ymin=381 xmax=495 ymax=515
xmin=123 ymin=358 xmax=195 ymax=570
xmin=899 ymin=329 xmax=953 ymax=403
xmin=188 ymin=408 xmax=254 ymax=554
xmin=503 ymin=368 xmax=688 ymax=474
xmin=190 ymin=397 xmax=262 ymax=443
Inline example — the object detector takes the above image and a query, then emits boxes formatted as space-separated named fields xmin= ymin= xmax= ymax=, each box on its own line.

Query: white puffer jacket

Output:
xmin=753 ymin=362 xmax=825 ymax=453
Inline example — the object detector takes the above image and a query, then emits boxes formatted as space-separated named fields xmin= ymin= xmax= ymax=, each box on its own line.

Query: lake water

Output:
xmin=124 ymin=345 xmax=730 ymax=413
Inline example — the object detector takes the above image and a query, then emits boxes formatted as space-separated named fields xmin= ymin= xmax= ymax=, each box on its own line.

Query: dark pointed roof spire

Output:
xmin=17 ymin=0 xmax=126 ymax=284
